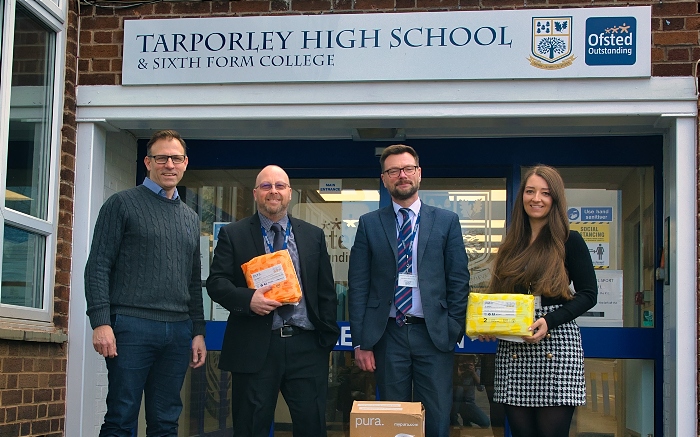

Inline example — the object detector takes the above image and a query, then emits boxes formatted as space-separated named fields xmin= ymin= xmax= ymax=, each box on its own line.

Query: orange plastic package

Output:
xmin=241 ymin=250 xmax=302 ymax=304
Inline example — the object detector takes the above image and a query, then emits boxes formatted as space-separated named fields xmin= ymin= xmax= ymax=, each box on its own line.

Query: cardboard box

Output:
xmin=350 ymin=401 xmax=424 ymax=437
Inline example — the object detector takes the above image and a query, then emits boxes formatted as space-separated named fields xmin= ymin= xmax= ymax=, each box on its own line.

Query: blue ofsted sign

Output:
xmin=585 ymin=16 xmax=636 ymax=66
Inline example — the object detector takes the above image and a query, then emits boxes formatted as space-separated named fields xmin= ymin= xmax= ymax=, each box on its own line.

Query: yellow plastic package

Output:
xmin=241 ymin=250 xmax=302 ymax=304
xmin=466 ymin=293 xmax=534 ymax=342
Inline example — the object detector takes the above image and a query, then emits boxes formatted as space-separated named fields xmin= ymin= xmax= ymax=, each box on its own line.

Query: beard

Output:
xmin=257 ymin=195 xmax=288 ymax=219
xmin=389 ymin=179 xmax=419 ymax=201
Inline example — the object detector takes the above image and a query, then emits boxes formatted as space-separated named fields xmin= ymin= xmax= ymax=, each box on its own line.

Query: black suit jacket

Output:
xmin=207 ymin=214 xmax=340 ymax=373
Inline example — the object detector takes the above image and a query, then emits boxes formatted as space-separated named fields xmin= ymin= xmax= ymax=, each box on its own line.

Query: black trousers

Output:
xmin=230 ymin=330 xmax=330 ymax=437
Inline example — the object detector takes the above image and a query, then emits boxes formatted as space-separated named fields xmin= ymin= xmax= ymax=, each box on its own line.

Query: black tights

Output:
xmin=503 ymin=404 xmax=575 ymax=437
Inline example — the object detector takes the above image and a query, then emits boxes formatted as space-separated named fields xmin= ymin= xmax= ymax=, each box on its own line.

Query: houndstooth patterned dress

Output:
xmin=493 ymin=304 xmax=586 ymax=407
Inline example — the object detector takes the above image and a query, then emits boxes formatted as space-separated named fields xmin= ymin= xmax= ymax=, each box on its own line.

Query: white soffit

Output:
xmin=76 ymin=77 xmax=698 ymax=140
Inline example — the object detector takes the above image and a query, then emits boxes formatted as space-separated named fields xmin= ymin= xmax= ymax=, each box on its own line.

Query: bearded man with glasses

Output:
xmin=85 ymin=130 xmax=206 ymax=436
xmin=348 ymin=144 xmax=470 ymax=437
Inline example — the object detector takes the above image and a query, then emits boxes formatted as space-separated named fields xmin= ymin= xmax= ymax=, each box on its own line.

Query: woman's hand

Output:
xmin=523 ymin=318 xmax=548 ymax=343
xmin=476 ymin=334 xmax=497 ymax=342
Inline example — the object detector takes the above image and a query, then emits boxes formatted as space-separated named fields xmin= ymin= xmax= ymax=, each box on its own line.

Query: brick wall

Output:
xmin=76 ymin=0 xmax=700 ymax=85
xmin=0 ymin=341 xmax=67 ymax=437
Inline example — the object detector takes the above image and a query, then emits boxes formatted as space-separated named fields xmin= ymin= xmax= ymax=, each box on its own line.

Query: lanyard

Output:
xmin=261 ymin=223 xmax=291 ymax=253
xmin=396 ymin=211 xmax=421 ymax=255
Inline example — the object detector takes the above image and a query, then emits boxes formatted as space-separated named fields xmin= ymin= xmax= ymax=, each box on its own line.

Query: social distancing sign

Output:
xmin=571 ymin=222 xmax=609 ymax=268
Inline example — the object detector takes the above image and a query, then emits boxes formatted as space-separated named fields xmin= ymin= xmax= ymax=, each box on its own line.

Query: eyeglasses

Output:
xmin=148 ymin=155 xmax=186 ymax=164
xmin=256 ymin=182 xmax=290 ymax=191
xmin=383 ymin=165 xmax=418 ymax=178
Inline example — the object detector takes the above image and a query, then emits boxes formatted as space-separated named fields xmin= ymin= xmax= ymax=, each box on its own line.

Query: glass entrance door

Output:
xmin=140 ymin=135 xmax=663 ymax=437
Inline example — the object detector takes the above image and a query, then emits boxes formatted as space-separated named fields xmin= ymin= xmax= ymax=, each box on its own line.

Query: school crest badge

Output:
xmin=529 ymin=16 xmax=575 ymax=70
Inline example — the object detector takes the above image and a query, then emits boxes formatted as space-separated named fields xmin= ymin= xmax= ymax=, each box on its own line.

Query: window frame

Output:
xmin=0 ymin=0 xmax=65 ymax=324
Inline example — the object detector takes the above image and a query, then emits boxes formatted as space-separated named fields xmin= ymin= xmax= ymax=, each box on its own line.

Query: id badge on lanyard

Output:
xmin=398 ymin=273 xmax=418 ymax=288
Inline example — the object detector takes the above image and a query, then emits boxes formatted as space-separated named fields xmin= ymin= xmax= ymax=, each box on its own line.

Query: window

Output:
xmin=0 ymin=0 xmax=64 ymax=322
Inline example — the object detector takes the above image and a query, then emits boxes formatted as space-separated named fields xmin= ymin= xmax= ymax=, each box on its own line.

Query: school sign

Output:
xmin=122 ymin=6 xmax=650 ymax=85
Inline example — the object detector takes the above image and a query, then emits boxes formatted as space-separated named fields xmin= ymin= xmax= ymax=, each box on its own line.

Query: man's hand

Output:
xmin=354 ymin=348 xmax=376 ymax=372
xmin=250 ymin=285 xmax=282 ymax=316
xmin=92 ymin=325 xmax=117 ymax=358
xmin=190 ymin=335 xmax=207 ymax=368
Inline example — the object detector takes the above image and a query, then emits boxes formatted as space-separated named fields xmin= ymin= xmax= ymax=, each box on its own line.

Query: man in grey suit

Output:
xmin=348 ymin=144 xmax=470 ymax=437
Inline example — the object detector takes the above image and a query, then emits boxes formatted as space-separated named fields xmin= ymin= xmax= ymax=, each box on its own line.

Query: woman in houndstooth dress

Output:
xmin=479 ymin=165 xmax=597 ymax=437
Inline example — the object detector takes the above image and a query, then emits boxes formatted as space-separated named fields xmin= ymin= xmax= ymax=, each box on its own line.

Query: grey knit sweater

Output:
xmin=85 ymin=185 xmax=206 ymax=337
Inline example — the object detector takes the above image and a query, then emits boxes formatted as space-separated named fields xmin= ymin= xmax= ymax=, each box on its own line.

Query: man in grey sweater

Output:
xmin=85 ymin=130 xmax=206 ymax=437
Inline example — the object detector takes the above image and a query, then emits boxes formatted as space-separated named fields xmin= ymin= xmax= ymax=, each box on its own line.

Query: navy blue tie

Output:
xmin=271 ymin=223 xmax=294 ymax=322
xmin=395 ymin=208 xmax=413 ymax=326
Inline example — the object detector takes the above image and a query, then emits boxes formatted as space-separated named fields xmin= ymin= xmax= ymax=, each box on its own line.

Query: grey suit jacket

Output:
xmin=348 ymin=203 xmax=470 ymax=353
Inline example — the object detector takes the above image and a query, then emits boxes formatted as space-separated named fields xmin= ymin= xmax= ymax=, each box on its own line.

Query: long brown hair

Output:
xmin=487 ymin=165 xmax=572 ymax=299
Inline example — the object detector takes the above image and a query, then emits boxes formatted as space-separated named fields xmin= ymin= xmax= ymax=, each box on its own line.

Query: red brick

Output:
xmin=658 ymin=30 xmax=699 ymax=46
xmin=58 ymin=168 xmax=73 ymax=187
xmin=153 ymin=2 xmax=173 ymax=14
xmin=652 ymin=62 xmax=693 ymax=76
xmin=17 ymin=405 xmax=37 ymax=420
xmin=172 ymin=1 xmax=211 ymax=15
xmin=34 ymin=389 xmax=52 ymax=403
xmin=92 ymin=59 xmax=111 ymax=72
xmin=480 ymin=0 xmax=519 ymax=7
xmin=0 ymin=424 xmax=19 ymax=436
xmin=80 ymin=16 xmax=120 ymax=30
xmin=115 ymin=6 xmax=147 ymax=17
xmin=3 ymin=357 xmax=23 ymax=373
xmin=18 ymin=374 xmax=39 ymax=388
xmin=53 ymin=315 xmax=68 ymax=330
xmin=80 ymin=44 xmax=120 ymax=58
xmin=31 ymin=419 xmax=51 ymax=434
xmin=661 ymin=17 xmax=685 ymax=31
xmin=79 ymin=72 xmax=118 ymax=85
xmin=1 ymin=390 xmax=22 ymax=406
xmin=355 ymin=0 xmax=393 ymax=10
xmin=94 ymin=31 xmax=114 ymax=44
xmin=48 ymin=403 xmax=65 ymax=417
xmin=79 ymin=30 xmax=91 ymax=44
xmin=7 ymin=374 xmax=17 ymax=389
xmin=667 ymin=47 xmax=690 ymax=61
xmin=211 ymin=1 xmax=230 ymax=13
xmin=686 ymin=16 xmax=700 ymax=31
xmin=291 ymin=0 xmax=331 ymax=11
xmin=417 ymin=0 xmax=458 ymax=9
xmin=231 ymin=0 xmax=271 ymax=13
xmin=652 ymin=1 xmax=698 ymax=17
xmin=5 ymin=406 xmax=16 ymax=422
xmin=54 ymin=300 xmax=69 ymax=316
xmin=47 ymin=374 xmax=65 ymax=388
xmin=395 ymin=0 xmax=416 ymax=9
xmin=651 ymin=47 xmax=664 ymax=62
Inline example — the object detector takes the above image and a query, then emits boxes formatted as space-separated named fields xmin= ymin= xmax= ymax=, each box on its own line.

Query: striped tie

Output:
xmin=395 ymin=208 xmax=413 ymax=326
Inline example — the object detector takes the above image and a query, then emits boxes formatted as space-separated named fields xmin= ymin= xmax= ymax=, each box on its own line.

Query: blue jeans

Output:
xmin=100 ymin=314 xmax=192 ymax=437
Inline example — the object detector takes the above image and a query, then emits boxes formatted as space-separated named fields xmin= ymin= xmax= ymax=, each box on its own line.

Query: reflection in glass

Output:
xmin=1 ymin=225 xmax=45 ymax=308
xmin=4 ymin=6 xmax=55 ymax=220
xmin=176 ymin=354 xmax=654 ymax=436
xmin=554 ymin=167 xmax=655 ymax=328
xmin=419 ymin=178 xmax=507 ymax=293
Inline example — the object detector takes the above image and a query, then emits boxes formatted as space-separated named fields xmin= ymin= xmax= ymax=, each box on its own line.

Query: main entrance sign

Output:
xmin=122 ymin=7 xmax=650 ymax=85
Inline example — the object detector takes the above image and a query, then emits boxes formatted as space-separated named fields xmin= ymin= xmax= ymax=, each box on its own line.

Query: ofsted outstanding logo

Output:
xmin=585 ymin=17 xmax=636 ymax=66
